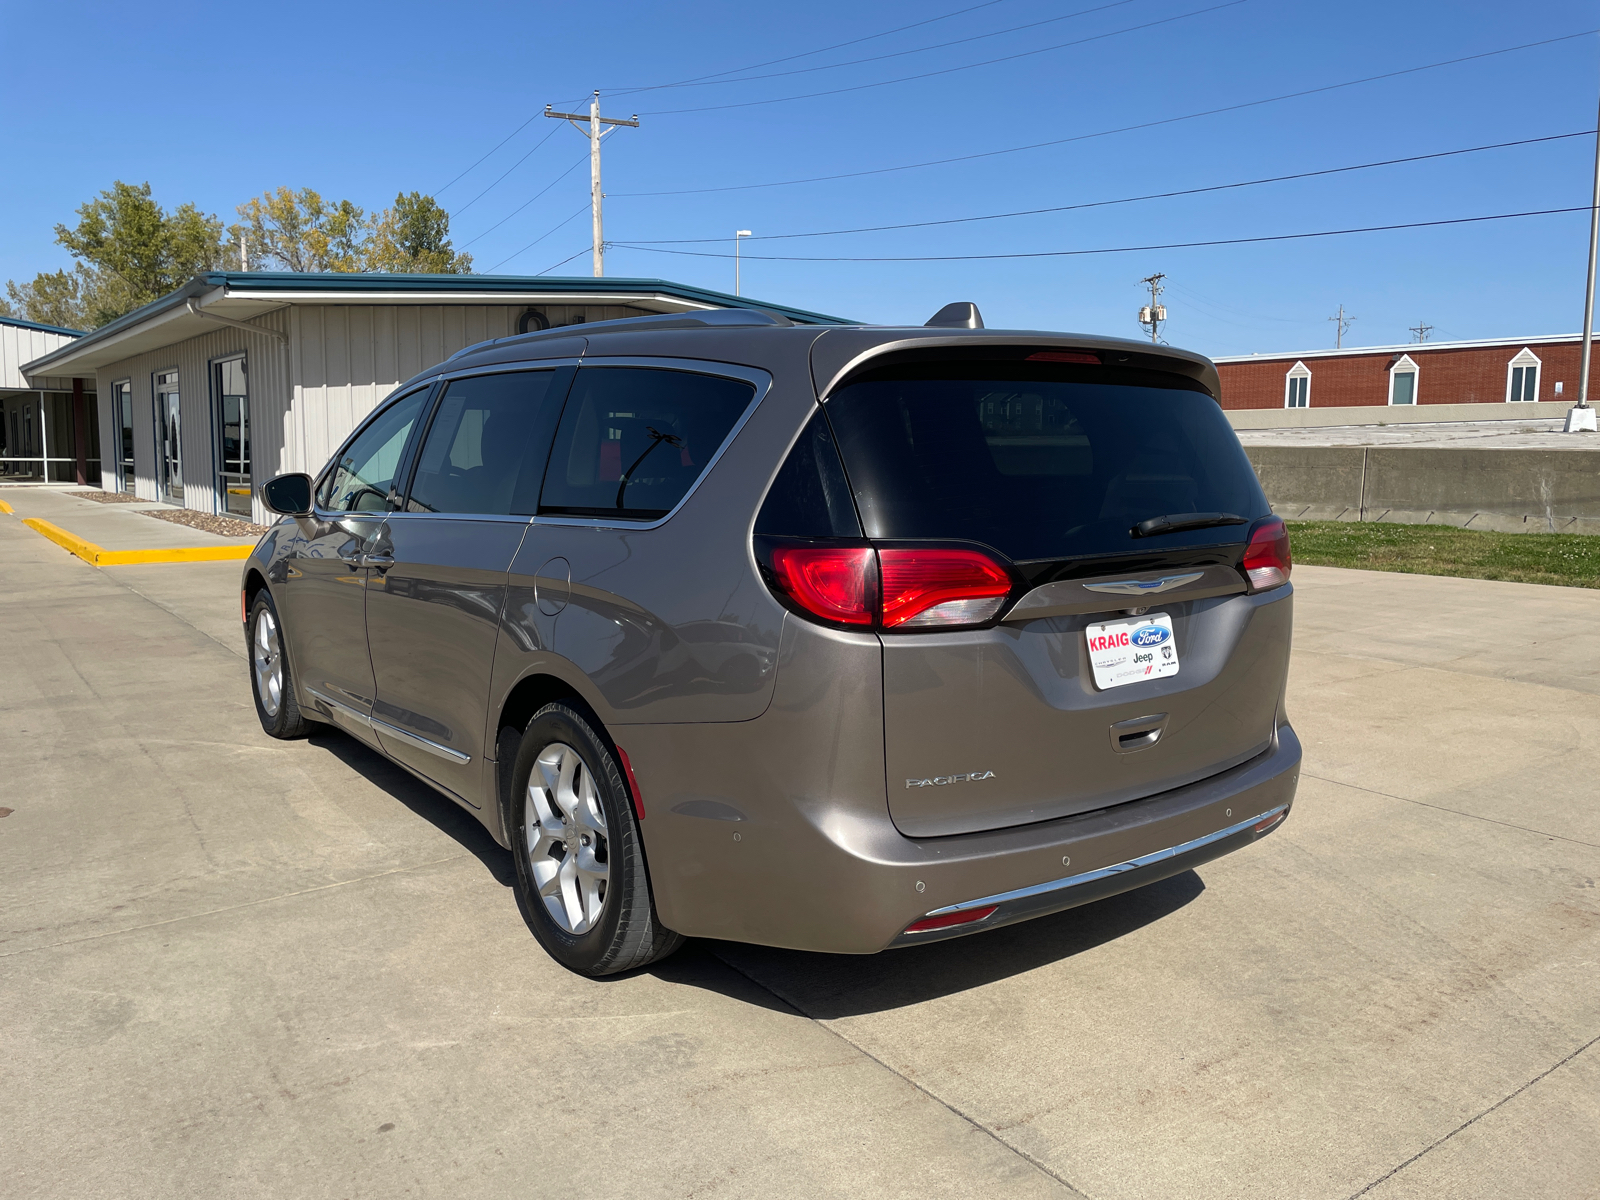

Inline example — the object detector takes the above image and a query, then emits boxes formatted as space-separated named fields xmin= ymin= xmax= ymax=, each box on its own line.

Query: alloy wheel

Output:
xmin=525 ymin=742 xmax=610 ymax=934
xmin=253 ymin=608 xmax=283 ymax=718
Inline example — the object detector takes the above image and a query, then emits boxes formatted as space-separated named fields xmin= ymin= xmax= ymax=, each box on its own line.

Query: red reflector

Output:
xmin=904 ymin=905 xmax=999 ymax=934
xmin=1242 ymin=516 xmax=1292 ymax=591
xmin=1026 ymin=350 xmax=1101 ymax=364
xmin=1253 ymin=810 xmax=1286 ymax=834
xmin=879 ymin=548 xmax=1011 ymax=628
xmin=241 ymin=590 xmax=248 ymax=624
xmin=769 ymin=545 xmax=876 ymax=626
xmin=615 ymin=744 xmax=645 ymax=819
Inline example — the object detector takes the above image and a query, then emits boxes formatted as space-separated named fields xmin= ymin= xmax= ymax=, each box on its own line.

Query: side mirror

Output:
xmin=261 ymin=473 xmax=314 ymax=517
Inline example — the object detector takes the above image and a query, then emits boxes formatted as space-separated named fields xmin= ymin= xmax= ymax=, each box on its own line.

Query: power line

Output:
xmin=487 ymin=204 xmax=592 ymax=272
xmin=441 ymin=1 xmax=1018 ymax=199
xmin=603 ymin=0 xmax=1017 ymax=96
xmin=454 ymin=124 xmax=563 ymax=217
xmin=459 ymin=153 xmax=588 ymax=249
xmin=617 ymin=0 xmax=1138 ymax=95
xmin=536 ymin=247 xmax=595 ymax=276
xmin=611 ymin=205 xmax=1596 ymax=263
xmin=639 ymin=0 xmax=1248 ymax=115
xmin=436 ymin=112 xmax=543 ymax=195
xmin=612 ymin=29 xmax=1600 ymax=197
xmin=620 ymin=132 xmax=1594 ymax=245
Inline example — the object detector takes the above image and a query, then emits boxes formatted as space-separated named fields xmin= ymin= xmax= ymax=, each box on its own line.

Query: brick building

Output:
xmin=1213 ymin=334 xmax=1598 ymax=411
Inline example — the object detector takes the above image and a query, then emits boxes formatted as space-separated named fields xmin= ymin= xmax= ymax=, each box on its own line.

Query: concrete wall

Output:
xmin=1246 ymin=445 xmax=1600 ymax=535
xmin=1227 ymin=401 xmax=1575 ymax=430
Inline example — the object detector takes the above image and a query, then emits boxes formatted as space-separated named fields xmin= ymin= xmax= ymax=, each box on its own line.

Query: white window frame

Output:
xmin=1284 ymin=361 xmax=1311 ymax=408
xmin=1505 ymin=348 xmax=1540 ymax=403
xmin=1388 ymin=354 xmax=1419 ymax=406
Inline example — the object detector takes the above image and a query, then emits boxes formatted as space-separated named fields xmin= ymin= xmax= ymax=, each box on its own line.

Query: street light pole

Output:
xmin=1568 ymin=83 xmax=1600 ymax=432
xmin=735 ymin=230 xmax=752 ymax=296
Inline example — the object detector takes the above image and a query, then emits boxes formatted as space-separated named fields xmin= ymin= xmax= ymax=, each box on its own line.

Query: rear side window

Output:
xmin=824 ymin=361 xmax=1268 ymax=562
xmin=319 ymin=388 xmax=429 ymax=512
xmin=540 ymin=366 xmax=756 ymax=520
xmin=406 ymin=370 xmax=560 ymax=516
xmin=755 ymin=409 xmax=862 ymax=537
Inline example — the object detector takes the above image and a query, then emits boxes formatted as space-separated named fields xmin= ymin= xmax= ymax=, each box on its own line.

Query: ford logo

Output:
xmin=1131 ymin=626 xmax=1170 ymax=647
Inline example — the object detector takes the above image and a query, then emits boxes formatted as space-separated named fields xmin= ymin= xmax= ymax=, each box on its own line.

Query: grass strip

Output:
xmin=1286 ymin=521 xmax=1600 ymax=589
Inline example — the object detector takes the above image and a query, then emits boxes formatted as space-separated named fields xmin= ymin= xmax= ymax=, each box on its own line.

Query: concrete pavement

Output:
xmin=2 ymin=515 xmax=1596 ymax=1199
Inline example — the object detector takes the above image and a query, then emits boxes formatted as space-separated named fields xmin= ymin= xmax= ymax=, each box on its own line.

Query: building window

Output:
xmin=213 ymin=356 xmax=251 ymax=516
xmin=1506 ymin=348 xmax=1540 ymax=402
xmin=1388 ymin=354 xmax=1419 ymax=406
xmin=154 ymin=369 xmax=182 ymax=504
xmin=114 ymin=381 xmax=135 ymax=493
xmin=1285 ymin=362 xmax=1311 ymax=408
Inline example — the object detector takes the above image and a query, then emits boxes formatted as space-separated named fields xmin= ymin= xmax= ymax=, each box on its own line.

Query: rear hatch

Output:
xmin=813 ymin=346 xmax=1288 ymax=838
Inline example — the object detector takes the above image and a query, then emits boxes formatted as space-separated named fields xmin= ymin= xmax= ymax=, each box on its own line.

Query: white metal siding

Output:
xmin=92 ymin=309 xmax=290 ymax=518
xmin=1 ymin=322 xmax=80 ymax=391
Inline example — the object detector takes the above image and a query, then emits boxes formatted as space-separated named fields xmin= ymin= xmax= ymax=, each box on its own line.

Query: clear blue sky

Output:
xmin=3 ymin=0 xmax=1597 ymax=354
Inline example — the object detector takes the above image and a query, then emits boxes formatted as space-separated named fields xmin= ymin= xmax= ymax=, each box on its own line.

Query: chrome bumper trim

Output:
xmin=924 ymin=803 xmax=1289 ymax=917
xmin=307 ymin=688 xmax=471 ymax=765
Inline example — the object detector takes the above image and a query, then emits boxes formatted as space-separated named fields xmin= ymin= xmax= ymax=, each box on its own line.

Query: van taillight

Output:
xmin=1241 ymin=517 xmax=1292 ymax=591
xmin=878 ymin=548 xmax=1012 ymax=628
xmin=768 ymin=546 xmax=877 ymax=626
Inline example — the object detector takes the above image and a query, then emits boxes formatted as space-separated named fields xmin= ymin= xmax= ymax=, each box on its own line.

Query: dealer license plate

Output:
xmin=1085 ymin=613 xmax=1179 ymax=690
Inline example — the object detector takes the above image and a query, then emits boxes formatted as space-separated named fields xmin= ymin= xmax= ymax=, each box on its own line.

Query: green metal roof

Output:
xmin=20 ymin=271 xmax=855 ymax=378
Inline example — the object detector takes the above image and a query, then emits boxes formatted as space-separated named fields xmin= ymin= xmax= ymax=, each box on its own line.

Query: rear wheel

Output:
xmin=248 ymin=591 xmax=308 ymax=739
xmin=508 ymin=703 xmax=682 ymax=975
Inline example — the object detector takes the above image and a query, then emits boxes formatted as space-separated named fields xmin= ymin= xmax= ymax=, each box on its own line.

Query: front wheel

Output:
xmin=247 ymin=591 xmax=308 ymax=739
xmin=508 ymin=703 xmax=682 ymax=975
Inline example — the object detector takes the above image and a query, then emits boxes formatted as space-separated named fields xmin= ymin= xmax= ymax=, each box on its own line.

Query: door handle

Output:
xmin=1109 ymin=712 xmax=1168 ymax=754
xmin=360 ymin=552 xmax=395 ymax=573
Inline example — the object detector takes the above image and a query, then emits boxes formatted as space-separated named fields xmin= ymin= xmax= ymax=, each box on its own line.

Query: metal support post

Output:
xmin=1567 ymin=86 xmax=1600 ymax=432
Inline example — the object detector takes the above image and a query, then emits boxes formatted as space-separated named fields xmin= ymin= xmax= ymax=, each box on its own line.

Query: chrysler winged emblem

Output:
xmin=1082 ymin=572 xmax=1203 ymax=596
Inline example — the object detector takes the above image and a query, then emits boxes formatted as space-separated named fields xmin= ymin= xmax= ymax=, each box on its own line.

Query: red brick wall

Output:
xmin=1214 ymin=341 xmax=1597 ymax=410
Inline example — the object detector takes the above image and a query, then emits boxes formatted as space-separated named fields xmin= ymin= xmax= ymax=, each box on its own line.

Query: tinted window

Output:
xmin=541 ymin=367 xmax=756 ymax=519
xmin=754 ymin=409 xmax=862 ymax=538
xmin=825 ymin=362 xmax=1268 ymax=562
xmin=407 ymin=371 xmax=559 ymax=515
xmin=319 ymin=388 xmax=428 ymax=512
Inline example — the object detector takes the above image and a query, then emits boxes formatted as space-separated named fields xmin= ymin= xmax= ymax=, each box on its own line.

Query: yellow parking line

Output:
xmin=21 ymin=517 xmax=253 ymax=567
xmin=0 ymin=498 xmax=13 ymax=514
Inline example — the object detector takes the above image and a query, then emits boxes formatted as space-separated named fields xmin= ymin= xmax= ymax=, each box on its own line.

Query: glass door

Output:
xmin=214 ymin=357 xmax=251 ymax=516
xmin=115 ymin=382 xmax=135 ymax=492
xmin=155 ymin=370 xmax=182 ymax=503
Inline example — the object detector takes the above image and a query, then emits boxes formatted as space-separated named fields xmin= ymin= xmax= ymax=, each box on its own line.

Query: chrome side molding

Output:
xmin=307 ymin=687 xmax=471 ymax=765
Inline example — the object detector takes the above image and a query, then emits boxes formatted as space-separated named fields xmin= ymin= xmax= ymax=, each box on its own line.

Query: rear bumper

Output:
xmin=631 ymin=717 xmax=1301 ymax=954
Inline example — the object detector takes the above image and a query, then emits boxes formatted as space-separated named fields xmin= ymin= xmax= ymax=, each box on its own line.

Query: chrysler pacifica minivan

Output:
xmin=244 ymin=303 xmax=1299 ymax=975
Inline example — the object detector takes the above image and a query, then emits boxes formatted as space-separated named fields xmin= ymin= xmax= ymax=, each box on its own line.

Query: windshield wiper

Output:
xmin=1130 ymin=512 xmax=1248 ymax=539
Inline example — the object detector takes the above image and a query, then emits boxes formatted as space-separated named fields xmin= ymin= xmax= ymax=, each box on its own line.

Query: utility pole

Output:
xmin=1568 ymin=81 xmax=1600 ymax=431
xmin=735 ymin=230 xmax=753 ymax=296
xmin=1137 ymin=273 xmax=1167 ymax=343
xmin=1329 ymin=304 xmax=1354 ymax=349
xmin=239 ymin=232 xmax=249 ymax=271
xmin=546 ymin=92 xmax=639 ymax=278
xmin=1409 ymin=320 xmax=1433 ymax=344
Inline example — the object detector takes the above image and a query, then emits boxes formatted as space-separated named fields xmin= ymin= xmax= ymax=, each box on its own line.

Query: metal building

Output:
xmin=19 ymin=273 xmax=847 ymax=523
xmin=1 ymin=316 xmax=93 ymax=484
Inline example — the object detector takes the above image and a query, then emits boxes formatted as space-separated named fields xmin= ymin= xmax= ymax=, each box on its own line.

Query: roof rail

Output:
xmin=446 ymin=306 xmax=799 ymax=363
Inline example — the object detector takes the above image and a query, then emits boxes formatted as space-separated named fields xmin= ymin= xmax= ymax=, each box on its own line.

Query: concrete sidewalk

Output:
xmin=1 ymin=531 xmax=1595 ymax=1199
xmin=0 ymin=486 xmax=252 ymax=551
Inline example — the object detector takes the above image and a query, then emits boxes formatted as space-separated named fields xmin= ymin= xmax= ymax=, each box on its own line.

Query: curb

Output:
xmin=19 ymin=517 xmax=253 ymax=567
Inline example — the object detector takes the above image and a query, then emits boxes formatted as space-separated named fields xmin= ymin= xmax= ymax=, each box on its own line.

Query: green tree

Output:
xmin=4 ymin=269 xmax=92 ymax=330
xmin=52 ymin=181 xmax=226 ymax=324
xmin=235 ymin=187 xmax=369 ymax=273
xmin=365 ymin=192 xmax=472 ymax=274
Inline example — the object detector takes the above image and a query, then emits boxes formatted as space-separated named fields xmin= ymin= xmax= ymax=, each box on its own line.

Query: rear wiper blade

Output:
xmin=1130 ymin=512 xmax=1248 ymax=539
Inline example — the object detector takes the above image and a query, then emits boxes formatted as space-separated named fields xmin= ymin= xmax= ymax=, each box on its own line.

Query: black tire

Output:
xmin=507 ymin=703 xmax=682 ymax=975
xmin=247 ymin=591 xmax=309 ymax=739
